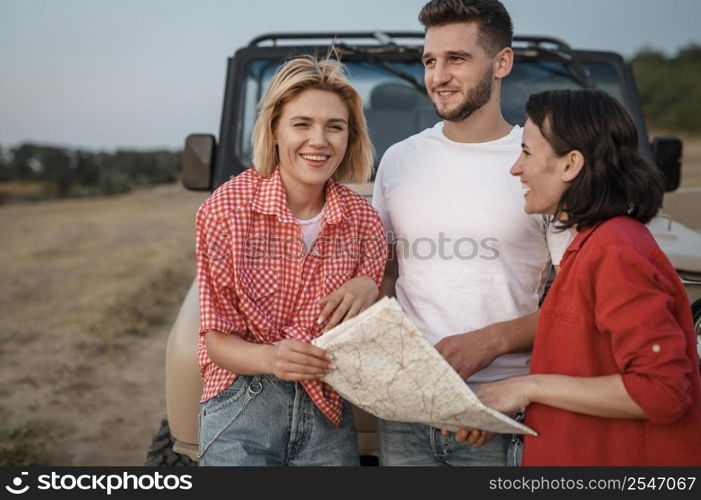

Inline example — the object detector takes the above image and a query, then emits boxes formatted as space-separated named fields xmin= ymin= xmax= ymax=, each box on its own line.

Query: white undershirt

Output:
xmin=296 ymin=209 xmax=324 ymax=256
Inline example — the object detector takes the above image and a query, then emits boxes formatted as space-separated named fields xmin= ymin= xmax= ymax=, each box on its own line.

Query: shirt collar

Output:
xmin=322 ymin=179 xmax=344 ymax=225
xmin=250 ymin=169 xmax=295 ymax=223
xmin=250 ymin=169 xmax=345 ymax=225
xmin=560 ymin=221 xmax=603 ymax=265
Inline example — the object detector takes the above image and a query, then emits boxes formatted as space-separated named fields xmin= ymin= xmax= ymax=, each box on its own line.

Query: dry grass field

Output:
xmin=0 ymin=184 xmax=207 ymax=465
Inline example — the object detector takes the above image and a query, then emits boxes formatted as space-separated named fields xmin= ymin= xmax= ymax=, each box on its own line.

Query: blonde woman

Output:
xmin=196 ymin=57 xmax=387 ymax=466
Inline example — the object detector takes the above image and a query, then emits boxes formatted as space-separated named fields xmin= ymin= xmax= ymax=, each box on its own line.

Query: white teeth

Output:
xmin=301 ymin=154 xmax=328 ymax=161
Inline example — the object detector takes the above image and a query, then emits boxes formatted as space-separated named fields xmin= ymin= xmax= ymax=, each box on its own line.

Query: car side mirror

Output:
xmin=182 ymin=134 xmax=216 ymax=191
xmin=651 ymin=136 xmax=682 ymax=192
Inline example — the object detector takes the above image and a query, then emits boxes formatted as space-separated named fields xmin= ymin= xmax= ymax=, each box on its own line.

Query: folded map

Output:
xmin=313 ymin=297 xmax=536 ymax=435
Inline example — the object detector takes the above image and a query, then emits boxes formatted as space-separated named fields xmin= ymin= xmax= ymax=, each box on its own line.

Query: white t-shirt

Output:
xmin=296 ymin=209 xmax=324 ymax=256
xmin=372 ymin=122 xmax=572 ymax=382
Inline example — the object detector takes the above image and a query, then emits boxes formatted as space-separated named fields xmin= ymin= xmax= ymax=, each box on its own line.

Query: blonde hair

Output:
xmin=251 ymin=56 xmax=374 ymax=183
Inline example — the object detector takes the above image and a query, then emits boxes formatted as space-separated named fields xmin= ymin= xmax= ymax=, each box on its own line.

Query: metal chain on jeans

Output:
xmin=508 ymin=411 xmax=525 ymax=467
xmin=198 ymin=377 xmax=263 ymax=460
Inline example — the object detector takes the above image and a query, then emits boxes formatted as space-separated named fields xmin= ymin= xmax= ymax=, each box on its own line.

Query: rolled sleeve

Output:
xmin=371 ymin=157 xmax=395 ymax=235
xmin=593 ymin=243 xmax=693 ymax=424
xmin=195 ymin=203 xmax=247 ymax=337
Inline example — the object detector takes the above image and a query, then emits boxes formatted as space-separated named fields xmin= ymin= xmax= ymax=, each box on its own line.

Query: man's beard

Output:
xmin=433 ymin=67 xmax=494 ymax=122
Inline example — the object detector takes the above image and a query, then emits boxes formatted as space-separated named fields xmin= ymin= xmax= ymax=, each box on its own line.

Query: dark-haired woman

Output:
xmin=470 ymin=89 xmax=701 ymax=465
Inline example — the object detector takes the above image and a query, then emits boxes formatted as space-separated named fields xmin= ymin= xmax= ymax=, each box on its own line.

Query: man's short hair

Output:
xmin=419 ymin=0 xmax=513 ymax=56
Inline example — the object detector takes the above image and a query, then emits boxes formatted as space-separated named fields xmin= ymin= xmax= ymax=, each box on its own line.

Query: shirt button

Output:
xmin=652 ymin=344 xmax=661 ymax=353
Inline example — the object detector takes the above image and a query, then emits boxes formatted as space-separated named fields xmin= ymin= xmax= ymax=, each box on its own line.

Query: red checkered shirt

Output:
xmin=196 ymin=168 xmax=387 ymax=426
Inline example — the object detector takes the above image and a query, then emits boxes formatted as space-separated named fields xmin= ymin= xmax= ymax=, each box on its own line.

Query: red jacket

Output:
xmin=524 ymin=216 xmax=701 ymax=465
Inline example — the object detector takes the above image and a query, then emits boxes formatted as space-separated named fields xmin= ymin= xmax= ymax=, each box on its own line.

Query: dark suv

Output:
xmin=145 ymin=32 xmax=701 ymax=466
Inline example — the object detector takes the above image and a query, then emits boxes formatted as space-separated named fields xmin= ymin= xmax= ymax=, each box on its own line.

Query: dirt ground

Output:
xmin=0 ymin=184 xmax=207 ymax=465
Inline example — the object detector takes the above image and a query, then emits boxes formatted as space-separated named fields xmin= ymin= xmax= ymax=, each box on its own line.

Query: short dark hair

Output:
xmin=526 ymin=89 xmax=664 ymax=230
xmin=419 ymin=0 xmax=513 ymax=55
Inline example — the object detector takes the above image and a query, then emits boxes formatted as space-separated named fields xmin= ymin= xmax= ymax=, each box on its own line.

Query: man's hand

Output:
xmin=440 ymin=427 xmax=495 ymax=447
xmin=318 ymin=276 xmax=379 ymax=331
xmin=266 ymin=339 xmax=332 ymax=381
xmin=435 ymin=312 xmax=539 ymax=380
xmin=434 ymin=326 xmax=499 ymax=380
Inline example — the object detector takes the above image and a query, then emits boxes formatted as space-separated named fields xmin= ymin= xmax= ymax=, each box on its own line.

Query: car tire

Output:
xmin=145 ymin=416 xmax=196 ymax=466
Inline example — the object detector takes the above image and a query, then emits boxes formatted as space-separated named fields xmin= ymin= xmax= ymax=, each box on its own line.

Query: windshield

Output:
xmin=238 ymin=57 xmax=625 ymax=173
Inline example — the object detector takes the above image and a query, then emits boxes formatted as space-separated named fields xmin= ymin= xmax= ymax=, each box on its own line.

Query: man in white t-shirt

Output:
xmin=372 ymin=0 xmax=572 ymax=466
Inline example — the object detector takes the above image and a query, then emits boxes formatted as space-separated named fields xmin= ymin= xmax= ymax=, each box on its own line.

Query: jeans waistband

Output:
xmin=243 ymin=374 xmax=300 ymax=386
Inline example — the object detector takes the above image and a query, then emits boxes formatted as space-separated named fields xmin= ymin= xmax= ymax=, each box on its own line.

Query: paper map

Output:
xmin=313 ymin=297 xmax=536 ymax=435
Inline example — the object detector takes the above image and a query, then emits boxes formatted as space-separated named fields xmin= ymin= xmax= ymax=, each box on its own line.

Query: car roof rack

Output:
xmin=513 ymin=36 xmax=572 ymax=52
xmin=249 ymin=33 xmax=574 ymax=53
xmin=248 ymin=31 xmax=424 ymax=47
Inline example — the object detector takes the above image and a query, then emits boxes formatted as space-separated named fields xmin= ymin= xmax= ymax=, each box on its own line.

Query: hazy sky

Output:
xmin=1 ymin=0 xmax=699 ymax=151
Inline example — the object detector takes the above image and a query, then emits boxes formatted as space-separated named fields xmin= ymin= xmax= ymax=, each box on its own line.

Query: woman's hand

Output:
xmin=266 ymin=339 xmax=333 ymax=381
xmin=442 ymin=376 xmax=535 ymax=446
xmin=473 ymin=376 xmax=535 ymax=414
xmin=318 ymin=276 xmax=379 ymax=331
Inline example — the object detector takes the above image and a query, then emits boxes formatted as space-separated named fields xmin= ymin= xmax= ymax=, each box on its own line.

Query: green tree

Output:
xmin=10 ymin=144 xmax=42 ymax=181
xmin=40 ymin=147 xmax=74 ymax=197
xmin=75 ymin=150 xmax=99 ymax=187
xmin=2 ymin=143 xmax=182 ymax=199
xmin=632 ymin=44 xmax=701 ymax=132
xmin=0 ymin=145 xmax=10 ymax=182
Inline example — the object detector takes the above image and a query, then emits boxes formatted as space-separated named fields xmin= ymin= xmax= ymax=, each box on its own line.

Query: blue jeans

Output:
xmin=377 ymin=418 xmax=522 ymax=466
xmin=198 ymin=375 xmax=359 ymax=466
